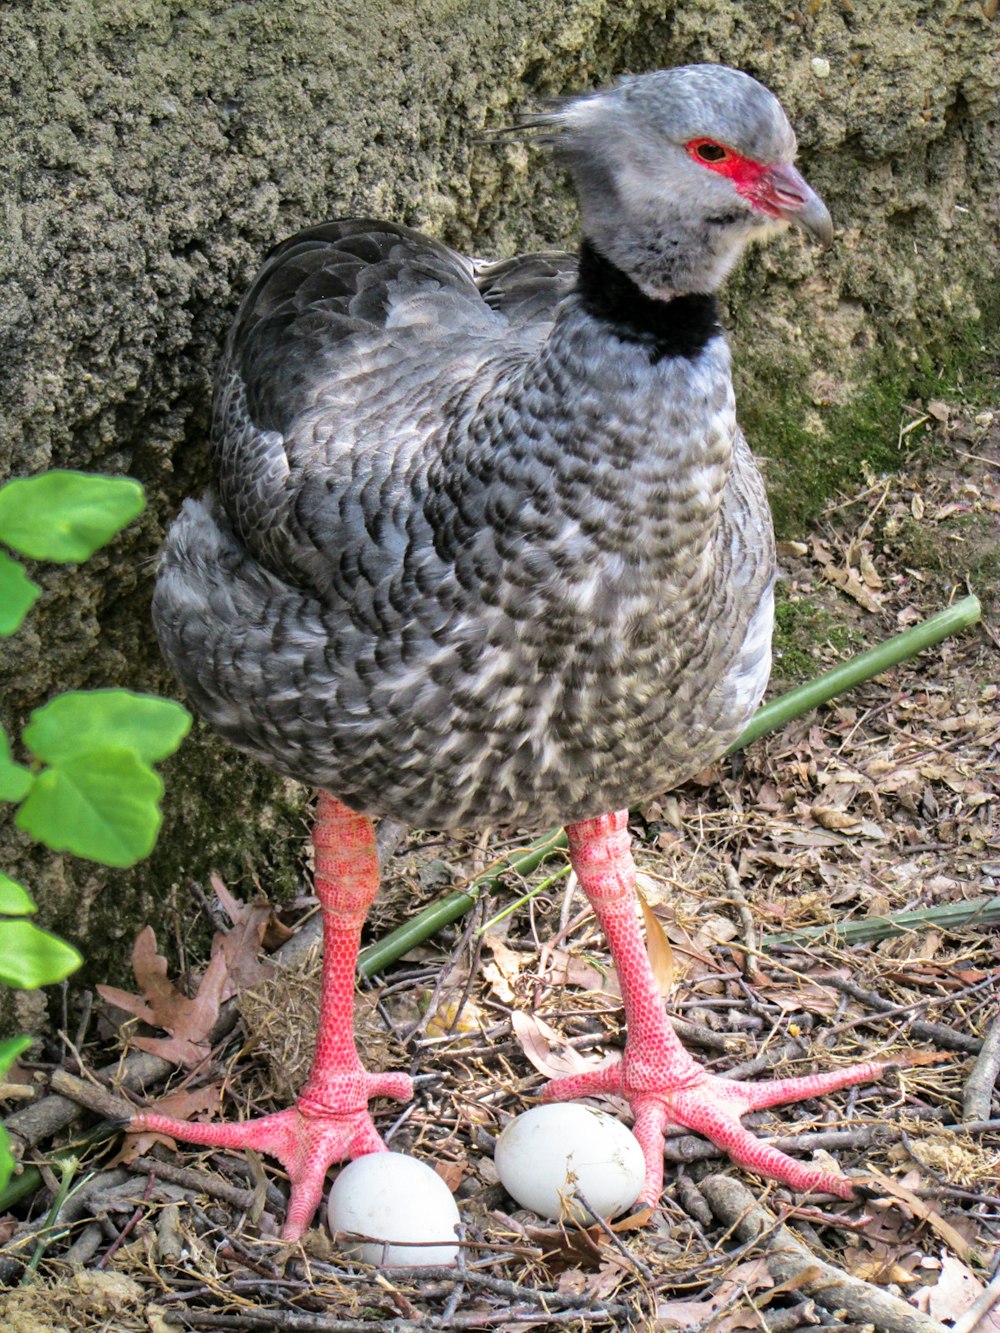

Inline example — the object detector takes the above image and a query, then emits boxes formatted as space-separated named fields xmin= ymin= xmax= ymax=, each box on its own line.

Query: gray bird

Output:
xmin=138 ymin=65 xmax=887 ymax=1242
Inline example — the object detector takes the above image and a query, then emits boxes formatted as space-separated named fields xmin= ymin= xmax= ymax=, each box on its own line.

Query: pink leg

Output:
xmin=543 ymin=811 xmax=890 ymax=1204
xmin=130 ymin=793 xmax=412 ymax=1239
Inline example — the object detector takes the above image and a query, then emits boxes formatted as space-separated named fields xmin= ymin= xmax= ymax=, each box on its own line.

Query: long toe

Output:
xmin=660 ymin=1060 xmax=896 ymax=1198
xmin=541 ymin=1059 xmax=625 ymax=1103
xmin=128 ymin=1103 xmax=396 ymax=1239
xmin=668 ymin=1087 xmax=856 ymax=1199
xmin=547 ymin=1055 xmax=892 ymax=1206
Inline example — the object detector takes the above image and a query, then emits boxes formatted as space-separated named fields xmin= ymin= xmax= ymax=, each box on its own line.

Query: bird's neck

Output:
xmin=575 ymin=240 xmax=721 ymax=363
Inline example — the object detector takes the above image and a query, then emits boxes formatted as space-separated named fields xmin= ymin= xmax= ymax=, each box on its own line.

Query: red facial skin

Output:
xmin=685 ymin=137 xmax=806 ymax=219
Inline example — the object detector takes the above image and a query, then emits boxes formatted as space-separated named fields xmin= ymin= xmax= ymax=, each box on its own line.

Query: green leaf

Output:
xmin=0 ymin=1035 xmax=32 ymax=1079
xmin=0 ymin=1036 xmax=31 ymax=1192
xmin=23 ymin=690 xmax=191 ymax=767
xmin=0 ymin=874 xmax=36 ymax=916
xmin=0 ymin=919 xmax=82 ymax=987
xmin=15 ymin=749 xmax=164 ymax=868
xmin=0 ymin=1123 xmax=18 ymax=1195
xmin=0 ymin=730 xmax=33 ymax=803
xmin=0 ymin=472 xmax=145 ymax=563
xmin=0 ymin=550 xmax=41 ymax=636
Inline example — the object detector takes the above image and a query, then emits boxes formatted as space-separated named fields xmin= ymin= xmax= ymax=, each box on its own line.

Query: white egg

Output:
xmin=494 ymin=1104 xmax=645 ymax=1222
xmin=327 ymin=1152 xmax=460 ymax=1267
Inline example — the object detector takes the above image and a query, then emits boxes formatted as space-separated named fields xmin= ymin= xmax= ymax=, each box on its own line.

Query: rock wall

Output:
xmin=1 ymin=0 xmax=996 ymax=1004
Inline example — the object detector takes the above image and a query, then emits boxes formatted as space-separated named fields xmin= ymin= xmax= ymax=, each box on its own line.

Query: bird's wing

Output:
xmin=473 ymin=251 xmax=578 ymax=326
xmin=211 ymin=220 xmax=511 ymax=591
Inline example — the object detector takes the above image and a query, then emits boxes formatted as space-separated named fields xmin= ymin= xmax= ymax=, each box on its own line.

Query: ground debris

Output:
xmin=1 ymin=411 xmax=997 ymax=1328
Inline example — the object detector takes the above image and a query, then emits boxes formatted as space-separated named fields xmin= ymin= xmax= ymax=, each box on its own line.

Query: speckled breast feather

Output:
xmin=152 ymin=220 xmax=776 ymax=828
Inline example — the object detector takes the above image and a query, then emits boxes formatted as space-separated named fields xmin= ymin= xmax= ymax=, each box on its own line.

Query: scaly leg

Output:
xmin=130 ymin=793 xmax=412 ymax=1239
xmin=543 ymin=811 xmax=890 ymax=1203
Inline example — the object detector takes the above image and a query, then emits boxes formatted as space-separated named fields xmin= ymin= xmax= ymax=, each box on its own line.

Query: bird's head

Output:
xmin=527 ymin=64 xmax=832 ymax=299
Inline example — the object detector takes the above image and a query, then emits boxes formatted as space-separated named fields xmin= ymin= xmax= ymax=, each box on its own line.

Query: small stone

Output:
xmin=811 ymin=56 xmax=832 ymax=78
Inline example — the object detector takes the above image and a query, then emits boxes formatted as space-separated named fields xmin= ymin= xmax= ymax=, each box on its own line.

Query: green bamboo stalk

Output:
xmin=762 ymin=894 xmax=1000 ymax=949
xmin=727 ymin=594 xmax=981 ymax=754
xmin=358 ymin=826 xmax=567 ymax=977
xmin=20 ymin=1155 xmax=86 ymax=1284
xmin=476 ymin=863 xmax=573 ymax=936
xmin=358 ymin=594 xmax=981 ymax=977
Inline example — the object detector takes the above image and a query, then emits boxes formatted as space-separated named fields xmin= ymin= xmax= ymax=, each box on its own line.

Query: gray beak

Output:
xmin=762 ymin=163 xmax=834 ymax=246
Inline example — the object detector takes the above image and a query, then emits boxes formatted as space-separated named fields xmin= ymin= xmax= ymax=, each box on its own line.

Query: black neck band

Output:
xmin=575 ymin=239 xmax=721 ymax=362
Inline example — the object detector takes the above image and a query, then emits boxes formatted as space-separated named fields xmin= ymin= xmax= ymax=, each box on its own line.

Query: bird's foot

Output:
xmin=130 ymin=1070 xmax=413 ymax=1240
xmin=542 ymin=1056 xmax=890 ymax=1204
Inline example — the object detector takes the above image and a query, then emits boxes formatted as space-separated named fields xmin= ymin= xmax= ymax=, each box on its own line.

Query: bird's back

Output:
xmin=153 ymin=218 xmax=774 ymax=828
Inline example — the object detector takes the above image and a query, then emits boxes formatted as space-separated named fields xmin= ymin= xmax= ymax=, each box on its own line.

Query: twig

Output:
xmin=48 ymin=1066 xmax=136 ymax=1119
xmin=761 ymin=1303 xmax=821 ymax=1330
xmin=157 ymin=1201 xmax=185 ymax=1265
xmin=952 ymin=1267 xmax=1000 ymax=1333
xmin=61 ymin=1220 xmax=104 ymax=1266
xmin=724 ymin=865 xmax=762 ymax=983
xmin=963 ymin=1008 xmax=1000 ymax=1122
xmin=358 ymin=827 xmax=570 ymax=977
xmin=698 ymin=1173 xmax=949 ymax=1333
xmin=0 ymin=1165 xmax=134 ymax=1283
xmin=132 ymin=1155 xmax=260 ymax=1213
xmin=96 ymin=1167 xmax=155 ymax=1268
xmin=571 ymin=1187 xmax=653 ymax=1280
xmin=663 ymin=1117 xmax=1000 ymax=1168
xmin=821 ymin=972 xmax=997 ymax=1040
xmin=819 ymin=978 xmax=983 ymax=1055
xmin=379 ymin=1264 xmax=635 ymax=1314
xmin=162 ymin=1313 xmax=625 ymax=1330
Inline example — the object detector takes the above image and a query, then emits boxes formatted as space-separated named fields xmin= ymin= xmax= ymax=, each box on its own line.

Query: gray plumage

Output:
xmin=153 ymin=65 xmax=833 ymax=829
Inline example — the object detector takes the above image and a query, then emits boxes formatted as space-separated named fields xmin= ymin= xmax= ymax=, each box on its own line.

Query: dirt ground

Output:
xmin=1 ymin=404 xmax=998 ymax=1330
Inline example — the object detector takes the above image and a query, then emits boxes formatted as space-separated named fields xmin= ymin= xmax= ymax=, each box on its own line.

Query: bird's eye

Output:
xmin=695 ymin=141 xmax=728 ymax=163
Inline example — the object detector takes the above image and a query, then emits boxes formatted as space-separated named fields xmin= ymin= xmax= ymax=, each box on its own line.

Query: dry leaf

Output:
xmin=913 ymin=1253 xmax=998 ymax=1324
xmin=209 ymin=874 xmax=275 ymax=996
xmin=859 ymin=549 xmax=883 ymax=587
xmin=483 ymin=933 xmax=526 ymax=982
xmin=811 ymin=805 xmax=860 ymax=831
xmin=843 ymin=1243 xmax=918 ymax=1285
xmin=822 ymin=562 xmax=883 ymax=613
xmin=931 ymin=501 xmax=969 ymax=521
xmin=482 ymin=933 xmax=528 ymax=1003
xmin=434 ymin=1159 xmax=465 ymax=1193
xmin=524 ymin=1221 xmax=606 ymax=1271
xmin=424 ymin=993 xmax=484 ymax=1037
xmin=610 ymin=1204 xmax=654 ymax=1231
xmin=511 ymin=1011 xmax=595 ymax=1081
xmin=863 ymin=1169 xmax=975 ymax=1262
xmin=98 ymin=927 xmax=228 ymax=1068
xmin=656 ymin=1259 xmax=774 ymax=1329
xmin=637 ymin=888 xmax=675 ymax=995
xmin=545 ymin=948 xmax=621 ymax=1000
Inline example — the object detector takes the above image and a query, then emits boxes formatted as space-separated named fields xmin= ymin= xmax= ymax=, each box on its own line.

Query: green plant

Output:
xmin=0 ymin=470 xmax=190 ymax=1190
